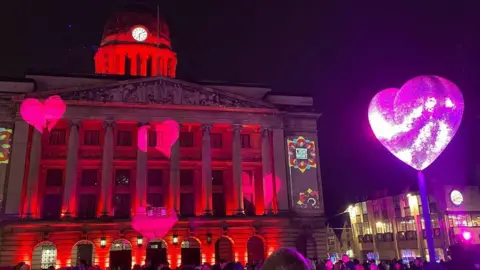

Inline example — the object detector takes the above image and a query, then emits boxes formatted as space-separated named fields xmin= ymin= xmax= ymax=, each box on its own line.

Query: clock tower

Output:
xmin=94 ymin=4 xmax=177 ymax=77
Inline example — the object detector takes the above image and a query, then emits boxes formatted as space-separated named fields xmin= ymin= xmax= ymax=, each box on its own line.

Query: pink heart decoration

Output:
xmin=137 ymin=120 xmax=179 ymax=158
xmin=132 ymin=206 xmax=178 ymax=239
xmin=368 ymin=76 xmax=464 ymax=170
xmin=20 ymin=95 xmax=66 ymax=133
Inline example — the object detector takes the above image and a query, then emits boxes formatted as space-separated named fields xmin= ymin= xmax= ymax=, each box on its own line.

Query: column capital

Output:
xmin=69 ymin=119 xmax=82 ymax=129
xmin=231 ymin=124 xmax=243 ymax=132
xmin=260 ymin=126 xmax=272 ymax=135
xmin=201 ymin=123 xmax=213 ymax=133
xmin=103 ymin=119 xmax=116 ymax=129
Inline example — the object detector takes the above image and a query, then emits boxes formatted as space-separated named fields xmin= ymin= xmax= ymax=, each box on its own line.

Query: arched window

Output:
xmin=146 ymin=56 xmax=152 ymax=77
xmin=124 ymin=55 xmax=131 ymax=76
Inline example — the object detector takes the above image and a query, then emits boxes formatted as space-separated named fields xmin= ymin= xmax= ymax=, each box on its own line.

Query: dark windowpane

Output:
xmin=113 ymin=194 xmax=131 ymax=218
xmin=240 ymin=134 xmax=250 ymax=148
xmin=49 ymin=129 xmax=66 ymax=145
xmin=180 ymin=170 xmax=194 ymax=186
xmin=244 ymin=195 xmax=255 ymax=216
xmin=211 ymin=133 xmax=222 ymax=148
xmin=180 ymin=132 xmax=194 ymax=147
xmin=117 ymin=131 xmax=132 ymax=146
xmin=84 ymin=130 xmax=100 ymax=145
xmin=78 ymin=195 xmax=97 ymax=219
xmin=42 ymin=194 xmax=62 ymax=219
xmin=115 ymin=170 xmax=131 ymax=186
xmin=212 ymin=170 xmax=223 ymax=186
xmin=148 ymin=130 xmax=157 ymax=147
xmin=46 ymin=169 xmax=63 ymax=187
xmin=125 ymin=56 xmax=131 ymax=75
xmin=212 ymin=193 xmax=225 ymax=216
xmin=81 ymin=170 xmax=98 ymax=186
xmin=148 ymin=170 xmax=163 ymax=186
xmin=180 ymin=193 xmax=195 ymax=216
xmin=147 ymin=193 xmax=164 ymax=207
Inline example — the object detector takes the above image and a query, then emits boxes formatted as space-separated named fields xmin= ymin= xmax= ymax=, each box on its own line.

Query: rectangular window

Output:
xmin=375 ymin=221 xmax=393 ymax=233
xmin=240 ymin=134 xmax=251 ymax=148
xmin=115 ymin=169 xmax=131 ymax=186
xmin=46 ymin=169 xmax=63 ymax=187
xmin=117 ymin=131 xmax=132 ymax=146
xmin=148 ymin=130 xmax=157 ymax=147
xmin=179 ymin=132 xmax=194 ymax=147
xmin=42 ymin=194 xmax=62 ymax=219
xmin=211 ymin=133 xmax=222 ymax=148
xmin=242 ymin=171 xmax=253 ymax=185
xmin=147 ymin=193 xmax=164 ymax=207
xmin=397 ymin=217 xmax=416 ymax=231
xmin=148 ymin=169 xmax=163 ymax=186
xmin=244 ymin=194 xmax=255 ymax=216
xmin=78 ymin=195 xmax=97 ymax=219
xmin=49 ymin=129 xmax=66 ymax=145
xmin=113 ymin=194 xmax=131 ymax=218
xmin=180 ymin=170 xmax=194 ymax=186
xmin=180 ymin=193 xmax=195 ymax=216
xmin=84 ymin=130 xmax=100 ymax=145
xmin=81 ymin=170 xmax=98 ymax=186
xmin=212 ymin=170 xmax=223 ymax=186
xmin=212 ymin=193 xmax=225 ymax=216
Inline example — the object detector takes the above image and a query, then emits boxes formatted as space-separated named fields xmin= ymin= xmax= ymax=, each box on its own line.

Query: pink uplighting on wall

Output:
xmin=20 ymin=95 xmax=66 ymax=133
xmin=368 ymin=76 xmax=464 ymax=170
xmin=462 ymin=231 xmax=472 ymax=241
xmin=263 ymin=173 xmax=281 ymax=208
xmin=137 ymin=120 xmax=179 ymax=157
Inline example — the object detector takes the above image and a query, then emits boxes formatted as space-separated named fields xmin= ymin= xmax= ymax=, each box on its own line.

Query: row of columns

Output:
xmin=22 ymin=120 xmax=276 ymax=217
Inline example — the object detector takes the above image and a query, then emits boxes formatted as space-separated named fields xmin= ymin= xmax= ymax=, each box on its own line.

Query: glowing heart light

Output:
xmin=20 ymin=95 xmax=66 ymax=133
xmin=137 ymin=120 xmax=179 ymax=158
xmin=132 ymin=206 xmax=178 ymax=239
xmin=368 ymin=76 xmax=464 ymax=170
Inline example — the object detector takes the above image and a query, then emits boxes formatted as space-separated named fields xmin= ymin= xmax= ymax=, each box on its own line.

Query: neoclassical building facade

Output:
xmin=0 ymin=5 xmax=326 ymax=270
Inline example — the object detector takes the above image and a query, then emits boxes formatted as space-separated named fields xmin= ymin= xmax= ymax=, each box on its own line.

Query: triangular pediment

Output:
xmin=14 ymin=76 xmax=277 ymax=110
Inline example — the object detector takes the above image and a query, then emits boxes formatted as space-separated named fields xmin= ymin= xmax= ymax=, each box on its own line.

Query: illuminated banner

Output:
xmin=0 ymin=128 xmax=12 ymax=164
xmin=286 ymin=135 xmax=320 ymax=209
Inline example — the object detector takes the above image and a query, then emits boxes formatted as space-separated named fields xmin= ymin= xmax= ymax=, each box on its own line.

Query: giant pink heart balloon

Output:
xmin=132 ymin=206 xmax=178 ymax=239
xmin=137 ymin=120 xmax=179 ymax=157
xmin=368 ymin=76 xmax=464 ymax=170
xmin=20 ymin=95 xmax=66 ymax=133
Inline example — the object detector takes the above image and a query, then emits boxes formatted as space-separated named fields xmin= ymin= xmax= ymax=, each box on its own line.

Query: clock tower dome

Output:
xmin=94 ymin=4 xmax=177 ymax=77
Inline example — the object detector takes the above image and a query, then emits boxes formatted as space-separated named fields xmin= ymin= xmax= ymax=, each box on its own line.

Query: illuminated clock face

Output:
xmin=132 ymin=27 xmax=148 ymax=42
xmin=450 ymin=190 xmax=463 ymax=206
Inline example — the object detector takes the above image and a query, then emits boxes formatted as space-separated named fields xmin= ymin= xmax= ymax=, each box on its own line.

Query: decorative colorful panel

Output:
xmin=297 ymin=188 xmax=320 ymax=209
xmin=287 ymin=136 xmax=317 ymax=173
xmin=0 ymin=128 xmax=12 ymax=164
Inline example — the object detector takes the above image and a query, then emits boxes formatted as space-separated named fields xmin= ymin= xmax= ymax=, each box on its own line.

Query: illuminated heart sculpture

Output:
xmin=132 ymin=206 xmax=178 ymax=239
xmin=20 ymin=95 xmax=66 ymax=133
xmin=368 ymin=76 xmax=464 ymax=170
xmin=137 ymin=120 xmax=179 ymax=157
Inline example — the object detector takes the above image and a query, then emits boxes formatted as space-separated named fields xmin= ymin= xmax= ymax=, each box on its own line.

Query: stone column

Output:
xmin=260 ymin=126 xmax=273 ymax=214
xmin=232 ymin=124 xmax=244 ymax=215
xmin=101 ymin=120 xmax=115 ymax=216
xmin=62 ymin=119 xmax=81 ymax=217
xmin=25 ymin=129 xmax=42 ymax=218
xmin=169 ymin=139 xmax=180 ymax=214
xmin=201 ymin=124 xmax=213 ymax=215
xmin=136 ymin=122 xmax=149 ymax=209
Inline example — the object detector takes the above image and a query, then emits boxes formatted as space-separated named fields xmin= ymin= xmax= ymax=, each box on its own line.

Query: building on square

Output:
xmin=0 ymin=5 xmax=326 ymax=269
xmin=347 ymin=185 xmax=480 ymax=262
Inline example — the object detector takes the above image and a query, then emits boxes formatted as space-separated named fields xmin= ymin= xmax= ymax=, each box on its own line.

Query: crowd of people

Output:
xmin=9 ymin=245 xmax=480 ymax=270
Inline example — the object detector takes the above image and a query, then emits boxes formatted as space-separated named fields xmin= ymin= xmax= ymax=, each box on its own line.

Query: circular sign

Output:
xmin=450 ymin=190 xmax=463 ymax=206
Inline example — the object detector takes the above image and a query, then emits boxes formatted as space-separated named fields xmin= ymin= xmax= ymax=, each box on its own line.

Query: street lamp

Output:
xmin=100 ymin=237 xmax=106 ymax=248
xmin=172 ymin=233 xmax=178 ymax=245
xmin=206 ymin=233 xmax=212 ymax=245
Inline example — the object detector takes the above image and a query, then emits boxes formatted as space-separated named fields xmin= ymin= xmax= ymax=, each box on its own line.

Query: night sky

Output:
xmin=5 ymin=1 xmax=480 ymax=222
